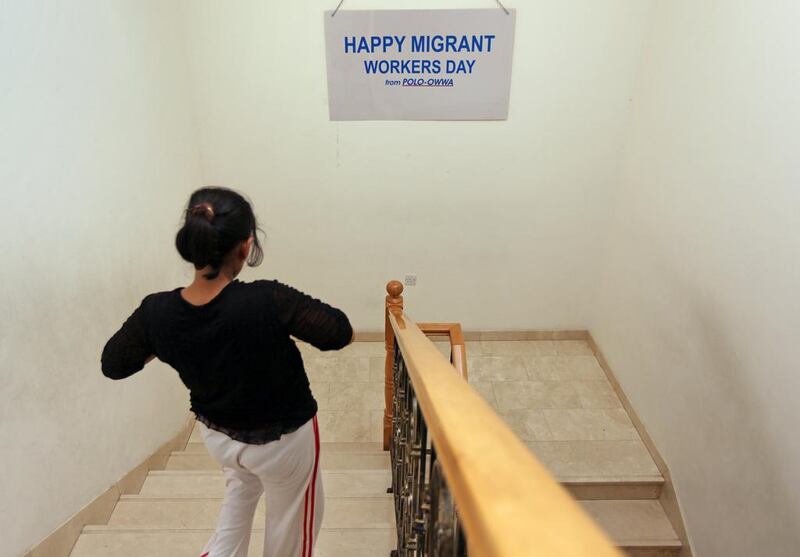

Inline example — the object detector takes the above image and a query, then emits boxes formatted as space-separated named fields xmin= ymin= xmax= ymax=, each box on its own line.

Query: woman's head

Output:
xmin=175 ymin=187 xmax=263 ymax=279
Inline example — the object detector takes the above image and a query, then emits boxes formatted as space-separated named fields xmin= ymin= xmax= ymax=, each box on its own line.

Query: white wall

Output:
xmin=591 ymin=1 xmax=800 ymax=555
xmin=0 ymin=3 xmax=202 ymax=556
xmin=178 ymin=0 xmax=652 ymax=330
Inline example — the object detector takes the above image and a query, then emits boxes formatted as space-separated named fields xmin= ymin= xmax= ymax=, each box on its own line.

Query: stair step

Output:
xmin=107 ymin=496 xmax=393 ymax=529
xmin=157 ymin=462 xmax=659 ymax=500
xmin=166 ymin=449 xmax=388 ymax=471
xmin=562 ymin=475 xmax=664 ymax=500
xmin=187 ymin=423 xmax=385 ymax=449
xmin=183 ymin=441 xmax=383 ymax=454
xmin=579 ymin=500 xmax=682 ymax=555
xmin=524 ymin=440 xmax=663 ymax=495
xmin=141 ymin=470 xmax=391 ymax=498
xmin=70 ymin=528 xmax=395 ymax=557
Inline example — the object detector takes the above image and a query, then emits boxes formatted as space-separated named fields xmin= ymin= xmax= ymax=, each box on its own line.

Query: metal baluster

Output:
xmin=390 ymin=347 xmax=402 ymax=555
xmin=390 ymin=343 xmax=466 ymax=556
xmin=414 ymin=399 xmax=430 ymax=555
xmin=427 ymin=461 xmax=468 ymax=557
xmin=402 ymin=394 xmax=418 ymax=553
xmin=401 ymin=362 xmax=412 ymax=553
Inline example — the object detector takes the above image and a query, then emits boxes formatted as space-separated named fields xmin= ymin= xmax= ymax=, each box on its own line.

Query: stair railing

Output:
xmin=382 ymin=280 xmax=623 ymax=557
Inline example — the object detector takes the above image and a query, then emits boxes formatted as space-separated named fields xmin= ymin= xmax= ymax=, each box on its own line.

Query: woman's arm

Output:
xmin=101 ymin=300 xmax=155 ymax=379
xmin=273 ymin=282 xmax=353 ymax=351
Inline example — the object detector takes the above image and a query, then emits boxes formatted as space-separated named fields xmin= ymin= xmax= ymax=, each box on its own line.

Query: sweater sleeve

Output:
xmin=272 ymin=281 xmax=353 ymax=351
xmin=101 ymin=298 xmax=154 ymax=379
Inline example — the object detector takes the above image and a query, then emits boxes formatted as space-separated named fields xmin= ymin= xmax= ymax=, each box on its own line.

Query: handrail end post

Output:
xmin=383 ymin=280 xmax=404 ymax=450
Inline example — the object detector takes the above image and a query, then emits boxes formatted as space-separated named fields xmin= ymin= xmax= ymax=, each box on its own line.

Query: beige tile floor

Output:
xmin=300 ymin=339 xmax=660 ymax=482
xmin=299 ymin=341 xmax=386 ymax=444
xmin=470 ymin=341 xmax=660 ymax=481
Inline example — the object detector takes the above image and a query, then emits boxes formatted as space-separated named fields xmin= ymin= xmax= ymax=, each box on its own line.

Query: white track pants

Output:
xmin=198 ymin=416 xmax=323 ymax=557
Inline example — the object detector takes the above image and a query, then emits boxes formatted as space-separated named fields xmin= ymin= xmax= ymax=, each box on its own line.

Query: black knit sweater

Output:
xmin=101 ymin=279 xmax=352 ymax=431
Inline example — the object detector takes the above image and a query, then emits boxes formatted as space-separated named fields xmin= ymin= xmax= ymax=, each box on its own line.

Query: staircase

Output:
xmin=70 ymin=434 xmax=395 ymax=556
xmin=69 ymin=340 xmax=683 ymax=556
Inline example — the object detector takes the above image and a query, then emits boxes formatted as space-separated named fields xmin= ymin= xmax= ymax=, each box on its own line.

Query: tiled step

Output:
xmin=166 ymin=448 xmax=659 ymax=500
xmin=107 ymin=495 xmax=393 ymax=529
xmin=165 ymin=449 xmax=389 ymax=471
xmin=522 ymin=439 xmax=665 ymax=500
xmin=141 ymin=470 xmax=391 ymax=498
xmin=181 ymin=441 xmax=384 ymax=458
xmin=188 ymin=421 xmax=384 ymax=447
xmin=580 ymin=500 xmax=682 ymax=556
xmin=562 ymin=475 xmax=664 ymax=501
xmin=70 ymin=528 xmax=395 ymax=557
xmin=185 ymin=438 xmax=381 ymax=454
xmin=141 ymin=468 xmax=659 ymax=504
xmin=525 ymin=439 xmax=663 ymax=496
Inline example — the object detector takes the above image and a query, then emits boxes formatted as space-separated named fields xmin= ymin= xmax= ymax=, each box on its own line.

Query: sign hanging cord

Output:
xmin=331 ymin=0 xmax=346 ymax=18
xmin=331 ymin=1 xmax=511 ymax=17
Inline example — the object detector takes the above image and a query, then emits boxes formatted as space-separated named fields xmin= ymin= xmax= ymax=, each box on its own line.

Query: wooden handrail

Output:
xmin=417 ymin=322 xmax=468 ymax=380
xmin=383 ymin=282 xmax=468 ymax=449
xmin=385 ymin=282 xmax=622 ymax=557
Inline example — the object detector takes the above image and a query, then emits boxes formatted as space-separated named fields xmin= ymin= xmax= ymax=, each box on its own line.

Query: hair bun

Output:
xmin=176 ymin=187 xmax=263 ymax=280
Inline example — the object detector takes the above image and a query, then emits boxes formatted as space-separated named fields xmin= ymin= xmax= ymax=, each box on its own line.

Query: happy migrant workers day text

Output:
xmin=343 ymin=34 xmax=497 ymax=75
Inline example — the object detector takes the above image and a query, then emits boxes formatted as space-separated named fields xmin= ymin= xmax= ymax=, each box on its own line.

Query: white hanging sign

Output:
xmin=324 ymin=9 xmax=516 ymax=121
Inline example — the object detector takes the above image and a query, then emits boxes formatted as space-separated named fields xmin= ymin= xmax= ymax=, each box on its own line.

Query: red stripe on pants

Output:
xmin=307 ymin=416 xmax=321 ymax=556
xmin=301 ymin=488 xmax=309 ymax=557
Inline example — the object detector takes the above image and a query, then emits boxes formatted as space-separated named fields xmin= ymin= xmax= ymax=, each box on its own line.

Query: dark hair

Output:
xmin=175 ymin=187 xmax=263 ymax=279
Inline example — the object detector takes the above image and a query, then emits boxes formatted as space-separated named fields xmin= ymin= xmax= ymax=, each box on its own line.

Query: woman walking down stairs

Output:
xmin=71 ymin=340 xmax=683 ymax=556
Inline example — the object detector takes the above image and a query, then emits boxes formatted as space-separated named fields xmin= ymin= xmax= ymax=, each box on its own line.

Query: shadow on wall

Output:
xmin=691 ymin=299 xmax=800 ymax=552
xmin=639 ymin=247 xmax=800 ymax=556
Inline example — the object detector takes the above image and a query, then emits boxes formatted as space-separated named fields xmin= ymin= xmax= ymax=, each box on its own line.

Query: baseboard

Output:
xmin=352 ymin=331 xmax=384 ymax=341
xmin=462 ymin=330 xmax=588 ymax=341
xmin=587 ymin=333 xmax=694 ymax=557
xmin=24 ymin=414 xmax=195 ymax=557
xmin=354 ymin=330 xmax=589 ymax=342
